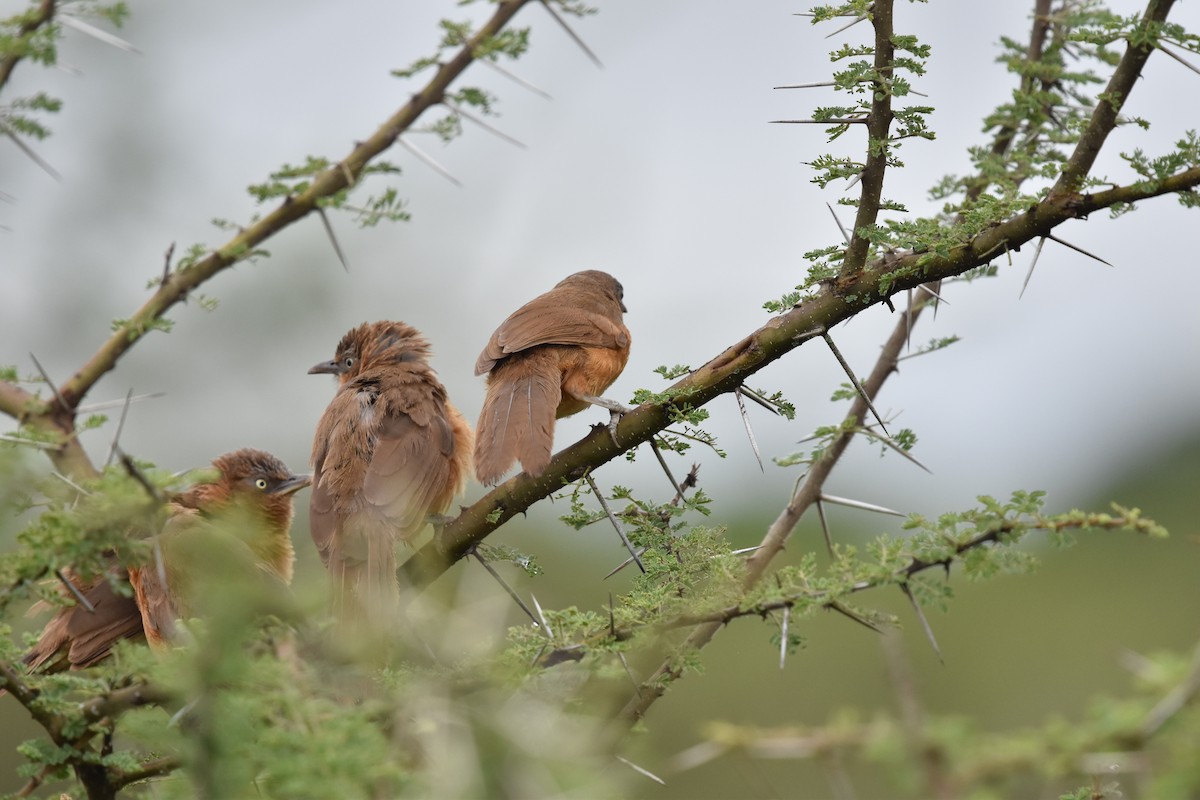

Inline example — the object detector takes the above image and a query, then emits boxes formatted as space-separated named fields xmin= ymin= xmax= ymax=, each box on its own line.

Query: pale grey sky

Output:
xmin=3 ymin=0 xmax=1198 ymax=533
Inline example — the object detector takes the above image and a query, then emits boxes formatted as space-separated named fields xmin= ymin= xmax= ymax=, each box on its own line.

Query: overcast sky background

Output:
xmin=2 ymin=0 xmax=1198 ymax=534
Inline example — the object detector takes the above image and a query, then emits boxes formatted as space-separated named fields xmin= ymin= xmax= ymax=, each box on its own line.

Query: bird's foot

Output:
xmin=580 ymin=394 xmax=633 ymax=447
xmin=425 ymin=512 xmax=455 ymax=536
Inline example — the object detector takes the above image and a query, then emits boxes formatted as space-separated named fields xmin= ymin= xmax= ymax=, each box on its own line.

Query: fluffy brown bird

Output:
xmin=308 ymin=321 xmax=473 ymax=620
xmin=474 ymin=270 xmax=631 ymax=485
xmin=22 ymin=449 xmax=310 ymax=671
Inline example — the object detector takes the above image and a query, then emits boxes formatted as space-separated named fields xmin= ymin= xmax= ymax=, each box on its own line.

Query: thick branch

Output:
xmin=401 ymin=163 xmax=1200 ymax=591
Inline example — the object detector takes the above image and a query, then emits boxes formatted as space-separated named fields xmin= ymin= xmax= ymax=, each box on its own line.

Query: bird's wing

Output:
xmin=476 ymin=302 xmax=628 ymax=374
xmin=309 ymin=427 xmax=339 ymax=569
xmin=126 ymin=510 xmax=201 ymax=647
xmin=360 ymin=389 xmax=458 ymax=541
xmin=63 ymin=573 xmax=144 ymax=667
xmin=23 ymin=568 xmax=143 ymax=672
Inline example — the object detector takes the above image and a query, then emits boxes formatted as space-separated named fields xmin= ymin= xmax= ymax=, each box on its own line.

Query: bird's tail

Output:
xmin=474 ymin=350 xmax=561 ymax=485
xmin=328 ymin=518 xmax=399 ymax=627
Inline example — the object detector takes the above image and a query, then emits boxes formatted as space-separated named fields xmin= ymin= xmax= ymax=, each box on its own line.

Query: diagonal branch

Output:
xmin=0 ymin=0 xmax=542 ymax=480
xmin=614 ymin=283 xmax=927 ymax=725
xmin=399 ymin=158 xmax=1200 ymax=591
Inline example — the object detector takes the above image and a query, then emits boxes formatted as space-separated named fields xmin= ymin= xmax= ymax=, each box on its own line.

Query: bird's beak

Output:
xmin=308 ymin=360 xmax=341 ymax=375
xmin=620 ymin=300 xmax=628 ymax=313
xmin=271 ymin=474 xmax=313 ymax=496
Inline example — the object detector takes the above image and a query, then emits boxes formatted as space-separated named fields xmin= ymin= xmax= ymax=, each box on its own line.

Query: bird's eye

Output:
xmin=255 ymin=478 xmax=268 ymax=490
xmin=343 ymin=356 xmax=355 ymax=368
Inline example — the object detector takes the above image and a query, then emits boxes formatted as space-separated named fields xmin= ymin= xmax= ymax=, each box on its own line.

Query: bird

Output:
xmin=308 ymin=321 xmax=474 ymax=622
xmin=21 ymin=449 xmax=310 ymax=673
xmin=473 ymin=269 xmax=631 ymax=486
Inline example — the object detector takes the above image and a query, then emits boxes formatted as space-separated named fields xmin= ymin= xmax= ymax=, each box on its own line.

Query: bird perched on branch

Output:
xmin=22 ymin=449 xmax=310 ymax=673
xmin=474 ymin=270 xmax=631 ymax=486
xmin=308 ymin=321 xmax=473 ymax=622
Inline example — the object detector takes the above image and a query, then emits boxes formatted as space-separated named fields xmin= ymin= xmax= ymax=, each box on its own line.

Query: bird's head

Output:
xmin=557 ymin=270 xmax=627 ymax=313
xmin=180 ymin=449 xmax=310 ymax=530
xmin=181 ymin=449 xmax=310 ymax=582
xmin=308 ymin=321 xmax=433 ymax=382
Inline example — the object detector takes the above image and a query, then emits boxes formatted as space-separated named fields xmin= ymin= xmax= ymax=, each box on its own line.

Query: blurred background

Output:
xmin=2 ymin=0 xmax=1198 ymax=797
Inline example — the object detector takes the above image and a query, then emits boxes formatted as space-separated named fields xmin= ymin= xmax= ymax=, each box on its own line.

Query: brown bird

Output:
xmin=308 ymin=321 xmax=473 ymax=621
xmin=22 ymin=449 xmax=310 ymax=672
xmin=474 ymin=270 xmax=631 ymax=485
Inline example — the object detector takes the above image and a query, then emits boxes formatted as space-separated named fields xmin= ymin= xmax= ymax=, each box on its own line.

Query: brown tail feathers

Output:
xmin=474 ymin=349 xmax=563 ymax=485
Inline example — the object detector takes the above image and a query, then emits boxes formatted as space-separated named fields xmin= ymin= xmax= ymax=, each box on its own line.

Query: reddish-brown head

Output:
xmin=308 ymin=321 xmax=433 ymax=384
xmin=177 ymin=448 xmax=310 ymax=582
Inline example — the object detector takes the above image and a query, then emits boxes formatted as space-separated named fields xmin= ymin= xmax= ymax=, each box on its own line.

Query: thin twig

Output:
xmin=774 ymin=81 xmax=837 ymax=89
xmin=737 ymin=386 xmax=782 ymax=415
xmin=56 ymin=569 xmax=95 ymax=613
xmin=856 ymin=426 xmax=932 ymax=474
xmin=1045 ymin=233 xmax=1114 ymax=267
xmin=900 ymin=583 xmax=943 ymax=663
xmin=1155 ymin=41 xmax=1200 ymax=77
xmin=827 ymin=601 xmax=883 ymax=634
xmin=819 ymin=493 xmax=904 ymax=517
xmin=815 ymin=497 xmax=834 ymax=556
xmin=316 ymin=207 xmax=350 ymax=272
xmin=117 ymin=449 xmax=164 ymax=504
xmin=780 ymin=604 xmax=791 ymax=669
xmin=1019 ymin=236 xmax=1047 ymax=298
xmin=820 ymin=331 xmax=889 ymax=434
xmin=28 ymin=352 xmax=68 ymax=412
xmin=615 ymin=754 xmax=666 ymax=786
xmin=470 ymin=546 xmax=539 ymax=626
xmin=530 ymin=593 xmax=554 ymax=638
xmin=443 ymin=100 xmax=527 ymax=149
xmin=106 ymin=388 xmax=135 ymax=467
xmin=59 ymin=13 xmax=140 ymax=53
xmin=824 ymin=11 xmax=871 ymax=39
xmin=770 ymin=118 xmax=869 ymax=125
xmin=398 ymin=137 xmax=463 ymax=187
xmin=615 ymin=650 xmax=643 ymax=694
xmin=539 ymin=0 xmax=603 ymax=68
xmin=734 ymin=389 xmax=764 ymax=472
xmin=0 ymin=120 xmax=61 ymax=180
xmin=50 ymin=471 xmax=91 ymax=496
xmin=827 ymin=202 xmax=851 ymax=244
xmin=603 ymin=549 xmax=645 ymax=580
xmin=648 ymin=437 xmax=687 ymax=501
xmin=585 ymin=474 xmax=645 ymax=573
xmin=478 ymin=57 xmax=553 ymax=99
xmin=161 ymin=242 xmax=176 ymax=288
xmin=77 ymin=392 xmax=165 ymax=414
xmin=917 ymin=284 xmax=947 ymax=305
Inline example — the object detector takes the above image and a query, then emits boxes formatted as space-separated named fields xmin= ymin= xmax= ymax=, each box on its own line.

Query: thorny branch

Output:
xmin=1 ymin=659 xmax=174 ymax=799
xmin=0 ymin=0 xmax=544 ymax=479
xmin=535 ymin=506 xmax=1159 ymax=669
xmin=676 ymin=630 xmax=1200 ymax=792
xmin=402 ymin=0 xmax=1200 ymax=596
